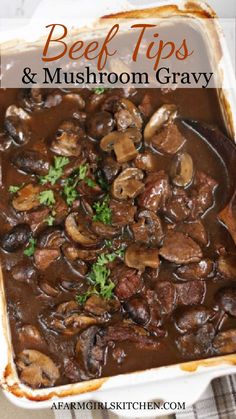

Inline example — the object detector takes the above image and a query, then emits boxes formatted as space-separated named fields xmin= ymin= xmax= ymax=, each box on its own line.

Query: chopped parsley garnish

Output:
xmin=24 ymin=238 xmax=37 ymax=257
xmin=39 ymin=156 xmax=69 ymax=185
xmin=63 ymin=177 xmax=79 ymax=206
xmin=44 ymin=214 xmax=55 ymax=226
xmin=93 ymin=87 xmax=106 ymax=95
xmin=39 ymin=190 xmax=55 ymax=206
xmin=76 ymin=246 xmax=125 ymax=304
xmin=8 ymin=183 xmax=24 ymax=193
xmin=78 ymin=163 xmax=88 ymax=180
xmin=93 ymin=196 xmax=112 ymax=225
xmin=8 ymin=185 xmax=21 ymax=193
xmin=85 ymin=178 xmax=96 ymax=188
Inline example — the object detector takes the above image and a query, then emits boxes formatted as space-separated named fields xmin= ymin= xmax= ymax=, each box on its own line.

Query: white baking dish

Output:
xmin=1 ymin=0 xmax=236 ymax=416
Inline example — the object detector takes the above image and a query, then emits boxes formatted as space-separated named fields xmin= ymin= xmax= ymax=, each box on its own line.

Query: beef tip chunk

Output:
xmin=176 ymin=324 xmax=215 ymax=358
xmin=86 ymin=111 xmax=115 ymax=140
xmin=165 ymin=188 xmax=191 ymax=222
xmin=138 ymin=94 xmax=153 ymax=118
xmin=151 ymin=123 xmax=186 ymax=155
xmin=76 ymin=326 xmax=105 ymax=379
xmin=110 ymin=199 xmax=137 ymax=226
xmin=215 ymin=287 xmax=236 ymax=317
xmin=178 ymin=220 xmax=208 ymax=245
xmin=103 ymin=322 xmax=159 ymax=350
xmin=159 ymin=231 xmax=203 ymax=264
xmin=176 ymin=259 xmax=214 ymax=281
xmin=218 ymin=255 xmax=236 ymax=279
xmin=124 ymin=295 xmax=150 ymax=325
xmin=130 ymin=210 xmax=164 ymax=246
xmin=218 ymin=198 xmax=236 ymax=246
xmin=213 ymin=330 xmax=236 ymax=354
xmin=190 ymin=171 xmax=218 ymax=219
xmin=176 ymin=280 xmax=206 ymax=306
xmin=24 ymin=207 xmax=50 ymax=233
xmin=155 ymin=281 xmax=177 ymax=315
xmin=174 ymin=306 xmax=214 ymax=333
xmin=113 ymin=264 xmax=142 ymax=300
xmin=12 ymin=150 xmax=49 ymax=176
xmin=34 ymin=248 xmax=61 ymax=270
xmin=138 ymin=171 xmax=171 ymax=213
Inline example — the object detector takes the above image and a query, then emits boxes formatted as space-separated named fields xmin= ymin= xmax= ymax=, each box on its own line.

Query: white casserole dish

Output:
xmin=1 ymin=0 xmax=236 ymax=416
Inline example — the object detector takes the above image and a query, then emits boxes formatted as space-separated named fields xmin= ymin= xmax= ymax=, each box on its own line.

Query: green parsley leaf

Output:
xmin=39 ymin=190 xmax=55 ymax=206
xmin=78 ymin=164 xmax=88 ymax=180
xmin=8 ymin=185 xmax=21 ymax=193
xmin=76 ymin=287 xmax=98 ymax=305
xmin=94 ymin=87 xmax=106 ymax=95
xmin=85 ymin=178 xmax=96 ymax=188
xmin=24 ymin=238 xmax=37 ymax=257
xmin=93 ymin=196 xmax=112 ymax=225
xmin=44 ymin=215 xmax=55 ymax=226
xmin=76 ymin=246 xmax=125 ymax=304
xmin=39 ymin=156 xmax=69 ymax=185
xmin=104 ymin=239 xmax=113 ymax=248
xmin=63 ymin=177 xmax=79 ymax=206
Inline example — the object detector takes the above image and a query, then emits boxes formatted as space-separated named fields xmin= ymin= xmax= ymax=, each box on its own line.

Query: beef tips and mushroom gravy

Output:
xmin=0 ymin=86 xmax=236 ymax=389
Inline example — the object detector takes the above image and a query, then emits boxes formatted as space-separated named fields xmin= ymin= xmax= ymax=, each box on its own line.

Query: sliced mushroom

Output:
xmin=144 ymin=104 xmax=177 ymax=143
xmin=218 ymin=200 xmax=236 ymax=246
xmin=124 ymin=296 xmax=150 ymax=325
xmin=63 ymin=93 xmax=85 ymax=109
xmin=100 ymin=128 xmax=141 ymax=164
xmin=39 ymin=280 xmax=59 ymax=297
xmin=43 ymin=306 xmax=98 ymax=336
xmin=12 ymin=150 xmax=50 ymax=176
xmin=65 ymin=213 xmax=99 ymax=246
xmin=4 ymin=105 xmax=31 ymax=145
xmin=213 ymin=329 xmax=236 ymax=354
xmin=90 ymin=221 xmax=120 ymax=238
xmin=130 ymin=210 xmax=164 ymax=246
xmin=1 ymin=223 xmax=31 ymax=252
xmin=218 ymin=255 xmax=236 ymax=279
xmin=115 ymin=98 xmax=143 ymax=131
xmin=37 ymin=227 xmax=65 ymax=249
xmin=112 ymin=168 xmax=144 ymax=200
xmin=170 ymin=152 xmax=194 ymax=187
xmin=86 ymin=111 xmax=115 ymax=140
xmin=51 ymin=120 xmax=84 ymax=157
xmin=135 ymin=152 xmax=160 ymax=172
xmin=100 ymin=128 xmax=141 ymax=151
xmin=12 ymin=184 xmax=41 ymax=212
xmin=215 ymin=287 xmax=236 ymax=317
xmin=125 ymin=244 xmax=159 ymax=272
xmin=76 ymin=326 xmax=104 ymax=379
xmin=16 ymin=349 xmax=59 ymax=388
xmin=62 ymin=243 xmax=98 ymax=262
xmin=174 ymin=306 xmax=214 ymax=333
